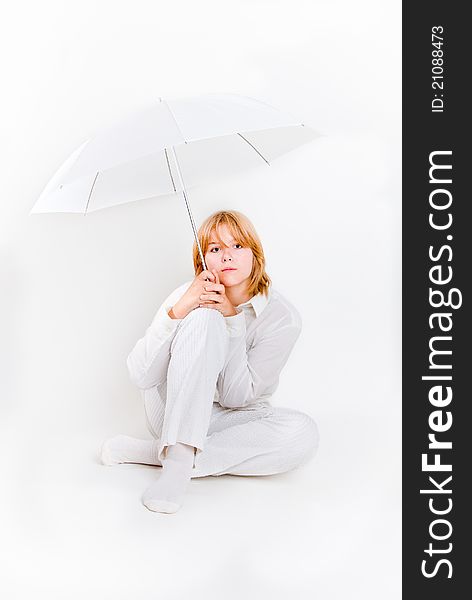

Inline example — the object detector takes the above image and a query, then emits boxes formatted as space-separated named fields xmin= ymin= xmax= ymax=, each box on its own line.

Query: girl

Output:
xmin=101 ymin=210 xmax=319 ymax=513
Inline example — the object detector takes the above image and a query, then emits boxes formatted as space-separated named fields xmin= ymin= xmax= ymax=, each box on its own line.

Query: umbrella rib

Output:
xmin=160 ymin=97 xmax=188 ymax=144
xmin=237 ymin=133 xmax=270 ymax=165
xmin=164 ymin=148 xmax=177 ymax=192
xmin=84 ymin=171 xmax=100 ymax=216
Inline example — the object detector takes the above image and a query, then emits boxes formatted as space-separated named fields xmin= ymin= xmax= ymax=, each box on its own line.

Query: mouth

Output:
xmin=222 ymin=268 xmax=237 ymax=272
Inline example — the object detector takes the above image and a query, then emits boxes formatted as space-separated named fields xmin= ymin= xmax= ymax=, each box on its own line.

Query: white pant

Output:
xmin=142 ymin=306 xmax=319 ymax=478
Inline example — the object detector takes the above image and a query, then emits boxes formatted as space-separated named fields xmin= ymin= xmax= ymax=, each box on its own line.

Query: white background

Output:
xmin=0 ymin=1 xmax=401 ymax=598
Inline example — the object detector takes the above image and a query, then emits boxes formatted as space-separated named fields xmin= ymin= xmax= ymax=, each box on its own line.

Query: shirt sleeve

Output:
xmin=217 ymin=314 xmax=302 ymax=409
xmin=126 ymin=281 xmax=192 ymax=390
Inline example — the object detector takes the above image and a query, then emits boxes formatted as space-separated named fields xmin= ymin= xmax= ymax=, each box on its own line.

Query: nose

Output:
xmin=222 ymin=248 xmax=233 ymax=262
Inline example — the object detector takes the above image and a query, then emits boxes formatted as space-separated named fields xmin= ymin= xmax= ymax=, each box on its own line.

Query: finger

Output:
xmin=213 ymin=269 xmax=220 ymax=284
xmin=203 ymin=283 xmax=224 ymax=293
xmin=202 ymin=270 xmax=215 ymax=282
xmin=200 ymin=293 xmax=222 ymax=303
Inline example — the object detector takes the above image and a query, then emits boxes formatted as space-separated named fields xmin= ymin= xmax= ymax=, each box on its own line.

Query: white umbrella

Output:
xmin=30 ymin=93 xmax=320 ymax=271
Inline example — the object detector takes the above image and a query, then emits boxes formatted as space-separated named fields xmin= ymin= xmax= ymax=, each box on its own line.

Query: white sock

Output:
xmin=141 ymin=442 xmax=195 ymax=514
xmin=100 ymin=435 xmax=162 ymax=466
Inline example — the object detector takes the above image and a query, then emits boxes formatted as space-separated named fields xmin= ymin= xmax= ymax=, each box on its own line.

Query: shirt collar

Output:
xmin=236 ymin=284 xmax=272 ymax=317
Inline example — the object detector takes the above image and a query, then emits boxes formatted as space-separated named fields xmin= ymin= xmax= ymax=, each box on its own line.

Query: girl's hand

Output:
xmin=171 ymin=269 xmax=218 ymax=319
xmin=199 ymin=270 xmax=238 ymax=317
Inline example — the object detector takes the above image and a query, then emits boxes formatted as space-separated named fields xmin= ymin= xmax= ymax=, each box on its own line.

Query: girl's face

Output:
xmin=204 ymin=224 xmax=254 ymax=288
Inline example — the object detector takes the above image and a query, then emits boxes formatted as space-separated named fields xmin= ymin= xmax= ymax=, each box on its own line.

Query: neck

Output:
xmin=225 ymin=279 xmax=253 ymax=308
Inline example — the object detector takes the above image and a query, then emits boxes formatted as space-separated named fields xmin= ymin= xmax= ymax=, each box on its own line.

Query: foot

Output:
xmin=142 ymin=442 xmax=195 ymax=513
xmin=100 ymin=434 xmax=161 ymax=466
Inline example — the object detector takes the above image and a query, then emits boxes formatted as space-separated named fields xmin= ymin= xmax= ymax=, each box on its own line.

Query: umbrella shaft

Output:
xmin=182 ymin=186 xmax=207 ymax=272
xmin=169 ymin=146 xmax=208 ymax=275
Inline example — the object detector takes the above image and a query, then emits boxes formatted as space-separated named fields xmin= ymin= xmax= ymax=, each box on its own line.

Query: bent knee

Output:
xmin=184 ymin=306 xmax=225 ymax=322
xmin=273 ymin=408 xmax=319 ymax=463
xmin=293 ymin=412 xmax=319 ymax=460
xmin=180 ymin=307 xmax=227 ymax=341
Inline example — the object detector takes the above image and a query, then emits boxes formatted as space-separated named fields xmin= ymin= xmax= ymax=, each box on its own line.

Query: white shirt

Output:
xmin=126 ymin=280 xmax=302 ymax=408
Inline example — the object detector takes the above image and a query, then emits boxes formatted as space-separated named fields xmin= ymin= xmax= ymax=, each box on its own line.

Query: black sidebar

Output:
xmin=403 ymin=2 xmax=470 ymax=597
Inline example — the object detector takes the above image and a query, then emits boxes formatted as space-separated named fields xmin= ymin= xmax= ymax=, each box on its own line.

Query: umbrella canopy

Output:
xmin=30 ymin=93 xmax=320 ymax=269
xmin=30 ymin=93 xmax=319 ymax=215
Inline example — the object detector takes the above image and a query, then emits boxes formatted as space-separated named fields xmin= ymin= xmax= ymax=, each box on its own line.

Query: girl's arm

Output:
xmin=126 ymin=281 xmax=192 ymax=390
xmin=217 ymin=311 xmax=302 ymax=408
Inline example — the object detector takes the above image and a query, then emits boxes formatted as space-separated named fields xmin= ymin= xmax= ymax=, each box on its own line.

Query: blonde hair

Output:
xmin=192 ymin=210 xmax=271 ymax=298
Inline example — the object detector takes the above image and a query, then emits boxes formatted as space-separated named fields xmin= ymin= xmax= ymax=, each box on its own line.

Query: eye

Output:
xmin=209 ymin=243 xmax=242 ymax=252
